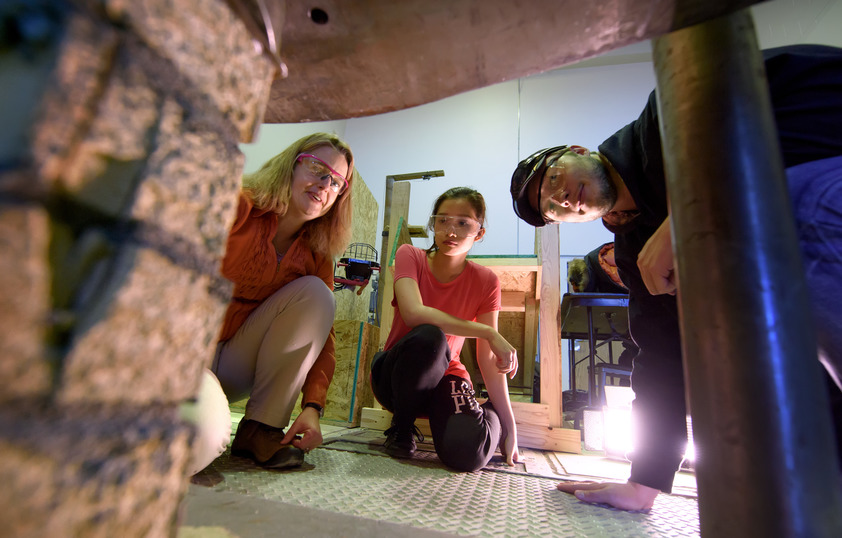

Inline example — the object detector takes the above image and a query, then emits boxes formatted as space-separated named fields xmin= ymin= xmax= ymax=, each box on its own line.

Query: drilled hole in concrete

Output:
xmin=308 ymin=8 xmax=329 ymax=24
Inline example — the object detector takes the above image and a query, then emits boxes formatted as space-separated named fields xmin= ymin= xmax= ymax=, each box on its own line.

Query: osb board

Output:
xmin=496 ymin=270 xmax=538 ymax=294
xmin=499 ymin=312 xmax=526 ymax=357
xmin=299 ymin=320 xmax=379 ymax=425
xmin=469 ymin=256 xmax=540 ymax=296
xmin=500 ymin=311 xmax=530 ymax=392
xmin=333 ymin=286 xmax=373 ymax=326
xmin=335 ymin=170 xmax=378 ymax=322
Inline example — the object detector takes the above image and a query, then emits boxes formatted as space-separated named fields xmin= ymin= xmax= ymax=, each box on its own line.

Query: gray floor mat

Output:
xmin=188 ymin=439 xmax=701 ymax=537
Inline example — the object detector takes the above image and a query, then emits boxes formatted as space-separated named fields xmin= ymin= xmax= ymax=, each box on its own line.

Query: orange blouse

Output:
xmin=218 ymin=194 xmax=336 ymax=408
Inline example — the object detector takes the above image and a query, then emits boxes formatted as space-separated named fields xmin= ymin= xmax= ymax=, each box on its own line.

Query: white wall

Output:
xmin=343 ymin=79 xmax=522 ymax=256
xmin=752 ymin=0 xmax=842 ymax=48
xmin=242 ymin=52 xmax=654 ymax=259
xmin=240 ymin=121 xmax=347 ymax=174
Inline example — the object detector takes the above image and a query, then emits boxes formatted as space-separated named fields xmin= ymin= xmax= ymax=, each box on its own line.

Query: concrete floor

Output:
xmin=177 ymin=416 xmax=699 ymax=538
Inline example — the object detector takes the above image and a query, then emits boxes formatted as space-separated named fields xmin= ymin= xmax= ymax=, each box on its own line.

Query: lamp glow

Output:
xmin=591 ymin=386 xmax=696 ymax=465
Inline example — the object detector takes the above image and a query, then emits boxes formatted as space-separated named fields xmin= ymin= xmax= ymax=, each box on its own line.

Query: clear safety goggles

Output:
xmin=296 ymin=153 xmax=348 ymax=194
xmin=429 ymin=214 xmax=483 ymax=237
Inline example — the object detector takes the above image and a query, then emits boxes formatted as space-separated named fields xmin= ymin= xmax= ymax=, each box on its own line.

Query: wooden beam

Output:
xmin=523 ymin=296 xmax=538 ymax=391
xmin=378 ymin=182 xmax=412 ymax=349
xmin=469 ymin=256 xmax=540 ymax=271
xmin=517 ymin=423 xmax=582 ymax=454
xmin=538 ymin=226 xmax=563 ymax=427
xmin=500 ymin=291 xmax=526 ymax=312
xmin=361 ymin=404 xmax=581 ymax=454
xmin=361 ymin=407 xmax=433 ymax=438
xmin=408 ymin=225 xmax=428 ymax=238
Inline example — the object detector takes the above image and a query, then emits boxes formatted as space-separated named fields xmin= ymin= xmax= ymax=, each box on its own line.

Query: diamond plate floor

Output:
xmin=180 ymin=426 xmax=700 ymax=537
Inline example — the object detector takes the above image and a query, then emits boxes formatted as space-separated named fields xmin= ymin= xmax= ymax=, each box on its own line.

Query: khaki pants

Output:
xmin=212 ymin=276 xmax=335 ymax=428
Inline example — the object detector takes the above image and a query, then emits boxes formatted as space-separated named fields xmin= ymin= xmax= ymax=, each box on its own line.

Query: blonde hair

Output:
xmin=242 ymin=133 xmax=355 ymax=258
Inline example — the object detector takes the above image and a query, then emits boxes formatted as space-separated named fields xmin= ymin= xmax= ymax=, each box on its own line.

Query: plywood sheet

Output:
xmin=294 ymin=320 xmax=379 ymax=425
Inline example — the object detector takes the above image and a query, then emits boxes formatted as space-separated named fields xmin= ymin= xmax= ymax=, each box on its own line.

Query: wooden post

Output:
xmin=523 ymin=296 xmax=538 ymax=397
xmin=538 ymin=226 xmax=563 ymax=427
xmin=378 ymin=181 xmax=412 ymax=349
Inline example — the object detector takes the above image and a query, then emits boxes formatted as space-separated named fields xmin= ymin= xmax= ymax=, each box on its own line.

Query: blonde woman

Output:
xmin=200 ymin=132 xmax=354 ymax=470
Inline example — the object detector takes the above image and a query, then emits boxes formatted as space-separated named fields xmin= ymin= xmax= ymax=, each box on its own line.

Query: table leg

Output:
xmin=586 ymin=306 xmax=596 ymax=407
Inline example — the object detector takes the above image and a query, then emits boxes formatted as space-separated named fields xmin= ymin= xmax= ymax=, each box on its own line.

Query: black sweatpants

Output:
xmin=370 ymin=324 xmax=501 ymax=472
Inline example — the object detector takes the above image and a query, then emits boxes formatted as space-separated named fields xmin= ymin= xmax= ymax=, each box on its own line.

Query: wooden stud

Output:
xmin=378 ymin=182 xmax=412 ymax=349
xmin=361 ymin=403 xmax=581 ymax=454
xmin=538 ymin=226 xmax=563 ymax=427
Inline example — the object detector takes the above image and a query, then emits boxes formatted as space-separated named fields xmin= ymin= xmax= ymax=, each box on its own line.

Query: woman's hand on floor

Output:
xmin=282 ymin=406 xmax=323 ymax=452
xmin=556 ymin=480 xmax=658 ymax=511
xmin=500 ymin=431 xmax=522 ymax=466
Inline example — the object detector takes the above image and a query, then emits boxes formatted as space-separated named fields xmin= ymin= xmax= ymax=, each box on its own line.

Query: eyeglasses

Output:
xmin=296 ymin=154 xmax=349 ymax=194
xmin=429 ymin=214 xmax=483 ymax=237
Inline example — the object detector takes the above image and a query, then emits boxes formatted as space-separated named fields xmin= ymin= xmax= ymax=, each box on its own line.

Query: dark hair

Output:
xmin=425 ymin=187 xmax=486 ymax=254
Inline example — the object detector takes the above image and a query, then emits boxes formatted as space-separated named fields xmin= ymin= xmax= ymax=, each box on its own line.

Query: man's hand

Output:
xmin=556 ymin=480 xmax=659 ymax=511
xmin=281 ymin=406 xmax=323 ymax=452
xmin=637 ymin=217 xmax=677 ymax=296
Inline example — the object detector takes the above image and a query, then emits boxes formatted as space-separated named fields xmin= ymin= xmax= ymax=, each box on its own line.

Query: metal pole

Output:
xmin=653 ymin=10 xmax=842 ymax=537
xmin=586 ymin=307 xmax=596 ymax=408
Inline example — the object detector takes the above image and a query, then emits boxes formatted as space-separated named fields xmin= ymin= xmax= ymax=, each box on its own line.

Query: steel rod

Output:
xmin=653 ymin=9 xmax=842 ymax=536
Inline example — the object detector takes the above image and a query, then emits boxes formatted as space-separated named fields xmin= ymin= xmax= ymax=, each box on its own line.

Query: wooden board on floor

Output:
xmin=361 ymin=405 xmax=581 ymax=454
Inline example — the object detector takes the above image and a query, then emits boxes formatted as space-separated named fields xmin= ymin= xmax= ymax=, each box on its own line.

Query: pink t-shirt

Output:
xmin=384 ymin=244 xmax=502 ymax=380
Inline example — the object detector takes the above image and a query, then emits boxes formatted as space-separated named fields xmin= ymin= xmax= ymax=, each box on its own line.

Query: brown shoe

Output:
xmin=231 ymin=419 xmax=304 ymax=469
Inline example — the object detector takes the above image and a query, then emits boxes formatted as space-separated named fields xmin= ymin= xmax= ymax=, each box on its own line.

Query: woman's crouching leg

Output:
xmin=241 ymin=275 xmax=335 ymax=427
xmin=428 ymin=374 xmax=501 ymax=472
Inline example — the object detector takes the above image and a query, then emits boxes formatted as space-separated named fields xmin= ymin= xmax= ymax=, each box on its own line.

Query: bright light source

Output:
xmin=602 ymin=386 xmax=634 ymax=458
xmin=584 ymin=385 xmax=696 ymax=466
xmin=682 ymin=415 xmax=696 ymax=464
xmin=683 ymin=439 xmax=696 ymax=463
xmin=604 ymin=406 xmax=634 ymax=455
